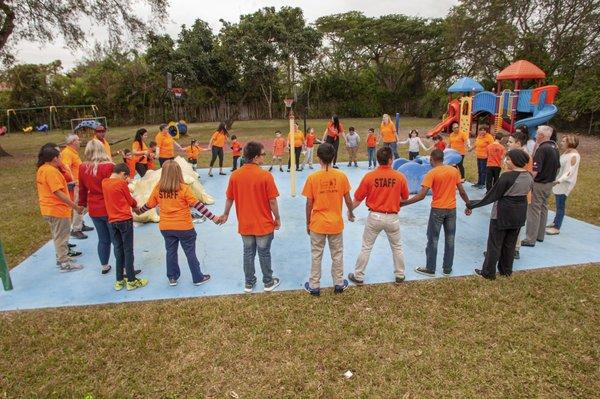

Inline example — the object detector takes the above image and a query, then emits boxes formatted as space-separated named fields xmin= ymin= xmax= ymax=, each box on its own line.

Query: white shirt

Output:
xmin=553 ymin=152 xmax=580 ymax=196
xmin=400 ymin=137 xmax=427 ymax=152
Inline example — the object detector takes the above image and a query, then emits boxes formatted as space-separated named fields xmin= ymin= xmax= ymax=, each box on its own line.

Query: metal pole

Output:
xmin=395 ymin=112 xmax=400 ymax=135
xmin=289 ymin=107 xmax=297 ymax=197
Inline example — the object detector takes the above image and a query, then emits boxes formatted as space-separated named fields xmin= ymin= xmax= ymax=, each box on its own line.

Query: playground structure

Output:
xmin=1 ymin=105 xmax=105 ymax=135
xmin=427 ymin=60 xmax=559 ymax=138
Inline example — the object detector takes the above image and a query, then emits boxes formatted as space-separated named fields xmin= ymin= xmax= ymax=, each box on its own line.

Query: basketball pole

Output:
xmin=287 ymin=101 xmax=297 ymax=197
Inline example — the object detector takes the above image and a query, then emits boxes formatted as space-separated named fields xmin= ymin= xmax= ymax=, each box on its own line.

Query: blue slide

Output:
xmin=515 ymin=104 xmax=558 ymax=138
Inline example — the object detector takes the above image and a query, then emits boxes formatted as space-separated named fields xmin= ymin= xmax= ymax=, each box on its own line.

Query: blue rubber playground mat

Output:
xmin=2 ymin=162 xmax=599 ymax=311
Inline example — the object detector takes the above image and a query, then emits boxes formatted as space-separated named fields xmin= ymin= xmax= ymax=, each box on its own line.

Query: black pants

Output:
xmin=232 ymin=156 xmax=240 ymax=170
xmin=109 ymin=220 xmax=136 ymax=282
xmin=409 ymin=151 xmax=419 ymax=160
xmin=288 ymin=147 xmax=302 ymax=170
xmin=210 ymin=146 xmax=224 ymax=168
xmin=159 ymin=157 xmax=173 ymax=167
xmin=135 ymin=163 xmax=148 ymax=177
xmin=486 ymin=166 xmax=501 ymax=191
xmin=456 ymin=155 xmax=465 ymax=179
xmin=325 ymin=136 xmax=339 ymax=165
xmin=481 ymin=219 xmax=520 ymax=278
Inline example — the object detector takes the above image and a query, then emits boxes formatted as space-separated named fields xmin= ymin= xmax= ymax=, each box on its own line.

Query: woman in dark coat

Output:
xmin=466 ymin=149 xmax=533 ymax=279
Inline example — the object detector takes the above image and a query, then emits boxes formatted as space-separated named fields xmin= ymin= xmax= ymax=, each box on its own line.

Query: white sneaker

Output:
xmin=264 ymin=277 xmax=281 ymax=292
xmin=59 ymin=262 xmax=83 ymax=272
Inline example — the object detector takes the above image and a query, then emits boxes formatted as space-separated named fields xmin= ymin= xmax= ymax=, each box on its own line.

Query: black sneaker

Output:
xmin=442 ymin=269 xmax=452 ymax=277
xmin=347 ymin=162 xmax=352 ymax=167
xmin=332 ymin=165 xmax=339 ymax=169
xmin=334 ymin=279 xmax=349 ymax=294
xmin=134 ymin=269 xmax=142 ymax=275
xmin=244 ymin=279 xmax=257 ymax=293
xmin=304 ymin=282 xmax=320 ymax=296
xmin=514 ymin=250 xmax=520 ymax=260
xmin=395 ymin=275 xmax=406 ymax=284
xmin=536 ymin=239 xmax=544 ymax=243
xmin=264 ymin=277 xmax=280 ymax=292
xmin=348 ymin=273 xmax=363 ymax=286
xmin=70 ymin=231 xmax=88 ymax=240
xmin=101 ymin=265 xmax=112 ymax=274
xmin=268 ymin=166 xmax=273 ymax=172
xmin=279 ymin=167 xmax=284 ymax=172
xmin=193 ymin=274 xmax=211 ymax=286
xmin=67 ymin=243 xmax=76 ymax=248
xmin=168 ymin=278 xmax=178 ymax=286
xmin=520 ymin=240 xmax=535 ymax=247
xmin=475 ymin=268 xmax=495 ymax=280
xmin=68 ymin=249 xmax=82 ymax=257
xmin=81 ymin=224 xmax=94 ymax=232
xmin=354 ymin=162 xmax=358 ymax=167
xmin=414 ymin=267 xmax=435 ymax=277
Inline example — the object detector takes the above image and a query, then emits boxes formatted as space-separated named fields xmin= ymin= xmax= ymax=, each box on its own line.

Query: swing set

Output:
xmin=0 ymin=104 xmax=102 ymax=134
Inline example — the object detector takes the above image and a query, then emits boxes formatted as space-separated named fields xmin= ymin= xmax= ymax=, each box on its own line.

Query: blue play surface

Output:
xmin=2 ymin=162 xmax=599 ymax=311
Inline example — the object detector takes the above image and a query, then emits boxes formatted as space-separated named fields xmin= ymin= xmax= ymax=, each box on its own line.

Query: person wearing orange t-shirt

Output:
xmin=155 ymin=123 xmax=186 ymax=167
xmin=348 ymin=147 xmax=409 ymax=285
xmin=94 ymin=125 xmax=112 ymax=160
xmin=230 ymin=135 xmax=243 ymax=171
xmin=379 ymin=114 xmax=399 ymax=159
xmin=431 ymin=135 xmax=447 ymax=152
xmin=321 ymin=115 xmax=344 ymax=168
xmin=136 ymin=161 xmax=221 ymax=286
xmin=132 ymin=128 xmax=150 ymax=177
xmin=120 ymin=149 xmax=137 ymax=178
xmin=101 ymin=163 xmax=148 ymax=291
xmin=185 ymin=139 xmax=202 ymax=170
xmin=301 ymin=128 xmax=319 ymax=170
xmin=221 ymin=141 xmax=282 ymax=293
xmin=147 ymin=141 xmax=157 ymax=170
xmin=208 ymin=122 xmax=229 ymax=177
xmin=486 ymin=133 xmax=506 ymax=191
xmin=268 ymin=131 xmax=286 ymax=172
xmin=448 ymin=122 xmax=471 ymax=180
xmin=302 ymin=143 xmax=355 ymax=296
xmin=473 ymin=126 xmax=494 ymax=189
xmin=366 ymin=128 xmax=378 ymax=168
xmin=61 ymin=134 xmax=92 ymax=240
xmin=36 ymin=144 xmax=84 ymax=272
xmin=401 ymin=149 xmax=470 ymax=276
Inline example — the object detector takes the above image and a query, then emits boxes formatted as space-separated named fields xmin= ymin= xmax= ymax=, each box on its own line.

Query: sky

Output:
xmin=15 ymin=0 xmax=458 ymax=70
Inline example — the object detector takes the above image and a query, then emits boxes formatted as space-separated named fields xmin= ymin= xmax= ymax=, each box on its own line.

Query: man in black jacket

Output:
xmin=521 ymin=126 xmax=560 ymax=247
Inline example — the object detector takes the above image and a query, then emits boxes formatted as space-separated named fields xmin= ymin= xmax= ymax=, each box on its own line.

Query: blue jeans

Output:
xmin=383 ymin=142 xmax=399 ymax=159
xmin=241 ymin=233 xmax=274 ymax=285
xmin=161 ymin=229 xmax=205 ymax=283
xmin=109 ymin=220 xmax=136 ymax=281
xmin=553 ymin=194 xmax=567 ymax=229
xmin=91 ymin=216 xmax=113 ymax=266
xmin=367 ymin=147 xmax=376 ymax=167
xmin=476 ymin=158 xmax=487 ymax=186
xmin=425 ymin=208 xmax=456 ymax=273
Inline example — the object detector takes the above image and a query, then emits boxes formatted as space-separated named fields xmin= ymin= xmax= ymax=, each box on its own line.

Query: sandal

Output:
xmin=101 ymin=265 xmax=112 ymax=275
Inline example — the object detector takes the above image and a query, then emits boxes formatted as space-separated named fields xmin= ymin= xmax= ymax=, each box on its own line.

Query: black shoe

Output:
xmin=475 ymin=268 xmax=495 ymax=280
xmin=347 ymin=162 xmax=352 ymax=167
xmin=81 ymin=224 xmax=94 ymax=232
xmin=348 ymin=273 xmax=363 ymax=286
xmin=268 ymin=166 xmax=273 ymax=172
xmin=279 ymin=167 xmax=284 ymax=172
xmin=101 ymin=265 xmax=112 ymax=274
xmin=414 ymin=267 xmax=435 ymax=277
xmin=135 ymin=269 xmax=142 ymax=275
xmin=536 ymin=239 xmax=544 ymax=243
xmin=68 ymin=249 xmax=82 ymax=257
xmin=514 ymin=250 xmax=520 ymax=260
xmin=287 ymin=169 xmax=290 ymax=172
xmin=520 ymin=240 xmax=535 ymax=247
xmin=70 ymin=231 xmax=88 ymax=240
xmin=332 ymin=165 xmax=339 ymax=169
xmin=395 ymin=275 xmax=406 ymax=284
xmin=219 ymin=172 xmax=227 ymax=176
xmin=304 ymin=282 xmax=320 ymax=296
xmin=442 ymin=269 xmax=452 ymax=277
xmin=334 ymin=279 xmax=349 ymax=294
xmin=193 ymin=274 xmax=211 ymax=286
xmin=67 ymin=243 xmax=76 ymax=248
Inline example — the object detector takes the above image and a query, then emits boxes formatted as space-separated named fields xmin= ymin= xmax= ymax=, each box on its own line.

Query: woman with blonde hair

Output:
xmin=136 ymin=161 xmax=222 ymax=286
xmin=547 ymin=134 xmax=581 ymax=235
xmin=379 ymin=114 xmax=399 ymax=159
xmin=78 ymin=139 xmax=116 ymax=274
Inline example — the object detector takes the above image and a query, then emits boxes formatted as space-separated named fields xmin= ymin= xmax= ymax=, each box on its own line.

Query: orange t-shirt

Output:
xmin=186 ymin=145 xmax=201 ymax=160
xmin=147 ymin=148 xmax=156 ymax=170
xmin=146 ymin=184 xmax=198 ymax=231
xmin=211 ymin=131 xmax=227 ymax=148
xmin=380 ymin=122 xmax=397 ymax=143
xmin=302 ymin=168 xmax=351 ymax=235
xmin=326 ymin=121 xmax=344 ymax=139
xmin=231 ymin=141 xmax=242 ymax=156
xmin=60 ymin=146 xmax=82 ymax=182
xmin=125 ymin=158 xmax=136 ymax=177
xmin=474 ymin=133 xmax=494 ymax=159
xmin=226 ymin=163 xmax=280 ymax=236
xmin=293 ymin=131 xmax=304 ymax=148
xmin=155 ymin=131 xmax=175 ymax=159
xmin=421 ymin=165 xmax=462 ymax=209
xmin=449 ymin=131 xmax=469 ymax=155
xmin=132 ymin=141 xmax=149 ymax=164
xmin=95 ymin=137 xmax=112 ymax=158
xmin=36 ymin=164 xmax=71 ymax=218
xmin=354 ymin=166 xmax=409 ymax=213
xmin=306 ymin=133 xmax=316 ymax=148
xmin=273 ymin=137 xmax=286 ymax=156
xmin=101 ymin=177 xmax=137 ymax=223
xmin=486 ymin=142 xmax=506 ymax=167
xmin=367 ymin=133 xmax=377 ymax=148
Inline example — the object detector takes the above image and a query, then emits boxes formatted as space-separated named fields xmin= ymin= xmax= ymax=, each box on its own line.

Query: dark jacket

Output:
xmin=468 ymin=170 xmax=533 ymax=230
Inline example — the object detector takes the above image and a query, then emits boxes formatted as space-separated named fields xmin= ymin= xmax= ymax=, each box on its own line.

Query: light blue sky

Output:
xmin=15 ymin=0 xmax=457 ymax=69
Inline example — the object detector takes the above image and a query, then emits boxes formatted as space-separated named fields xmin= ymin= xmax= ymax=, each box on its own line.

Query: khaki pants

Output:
xmin=354 ymin=212 xmax=405 ymax=280
xmin=347 ymin=146 xmax=358 ymax=163
xmin=309 ymin=232 xmax=344 ymax=289
xmin=44 ymin=216 xmax=71 ymax=264
xmin=525 ymin=182 xmax=553 ymax=243
xmin=71 ymin=188 xmax=83 ymax=232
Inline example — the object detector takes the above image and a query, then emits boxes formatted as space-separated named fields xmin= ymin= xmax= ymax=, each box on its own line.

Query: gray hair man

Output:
xmin=521 ymin=125 xmax=560 ymax=247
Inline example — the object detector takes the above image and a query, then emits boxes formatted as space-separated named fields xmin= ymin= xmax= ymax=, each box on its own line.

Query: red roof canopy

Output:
xmin=497 ymin=60 xmax=546 ymax=81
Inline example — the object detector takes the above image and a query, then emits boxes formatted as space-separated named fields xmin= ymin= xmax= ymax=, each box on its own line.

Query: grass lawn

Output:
xmin=1 ymin=118 xmax=599 ymax=397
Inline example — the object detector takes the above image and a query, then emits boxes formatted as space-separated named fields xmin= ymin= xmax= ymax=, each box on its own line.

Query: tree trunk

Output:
xmin=0 ymin=0 xmax=16 ymax=53
xmin=0 ymin=144 xmax=12 ymax=157
xmin=260 ymin=84 xmax=273 ymax=119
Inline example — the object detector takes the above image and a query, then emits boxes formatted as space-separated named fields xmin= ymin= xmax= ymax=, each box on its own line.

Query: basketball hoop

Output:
xmin=283 ymin=98 xmax=294 ymax=108
xmin=172 ymin=88 xmax=185 ymax=99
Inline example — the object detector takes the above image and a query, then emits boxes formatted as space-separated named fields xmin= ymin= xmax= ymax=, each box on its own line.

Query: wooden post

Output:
xmin=285 ymin=99 xmax=296 ymax=197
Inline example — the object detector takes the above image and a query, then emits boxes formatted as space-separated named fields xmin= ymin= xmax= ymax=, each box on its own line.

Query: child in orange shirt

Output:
xmin=302 ymin=143 xmax=355 ymax=296
xmin=431 ymin=135 xmax=447 ymax=151
xmin=120 ymin=149 xmax=137 ymax=178
xmin=102 ymin=163 xmax=148 ymax=291
xmin=231 ymin=135 xmax=242 ymax=171
xmin=147 ymin=141 xmax=157 ymax=171
xmin=366 ymin=128 xmax=378 ymax=169
xmin=486 ymin=133 xmax=506 ymax=191
xmin=185 ymin=139 xmax=201 ymax=170
xmin=268 ymin=131 xmax=286 ymax=172
xmin=301 ymin=128 xmax=318 ymax=170
xmin=36 ymin=144 xmax=84 ymax=272
xmin=136 ymin=161 xmax=222 ymax=286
